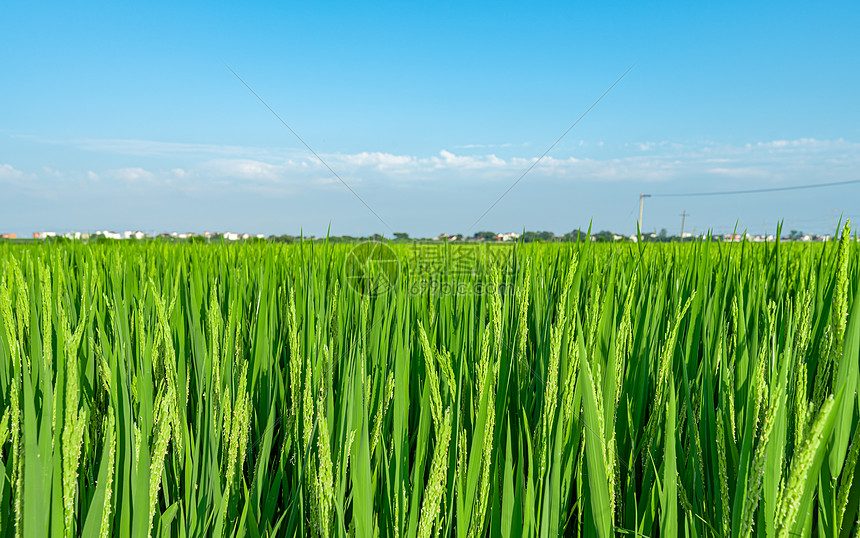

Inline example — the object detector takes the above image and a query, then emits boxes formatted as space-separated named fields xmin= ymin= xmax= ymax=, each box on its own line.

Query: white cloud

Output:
xmin=437 ymin=150 xmax=481 ymax=168
xmin=454 ymin=143 xmax=491 ymax=149
xmin=336 ymin=152 xmax=416 ymax=169
xmin=453 ymin=142 xmax=527 ymax=149
xmin=12 ymin=136 xmax=860 ymax=197
xmin=42 ymin=166 xmax=62 ymax=177
xmin=110 ymin=167 xmax=157 ymax=182
xmin=707 ymin=167 xmax=772 ymax=178
xmin=748 ymin=138 xmax=856 ymax=152
xmin=187 ymin=138 xmax=860 ymax=188
xmin=0 ymin=164 xmax=25 ymax=181
xmin=204 ymin=159 xmax=285 ymax=181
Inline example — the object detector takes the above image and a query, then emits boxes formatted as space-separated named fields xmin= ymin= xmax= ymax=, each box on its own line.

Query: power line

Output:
xmin=467 ymin=64 xmax=636 ymax=233
xmin=637 ymin=179 xmax=859 ymax=234
xmin=652 ymin=178 xmax=860 ymax=198
xmin=225 ymin=64 xmax=394 ymax=234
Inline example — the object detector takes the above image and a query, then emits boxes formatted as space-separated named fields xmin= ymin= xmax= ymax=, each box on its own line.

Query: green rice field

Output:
xmin=1 ymin=228 xmax=859 ymax=537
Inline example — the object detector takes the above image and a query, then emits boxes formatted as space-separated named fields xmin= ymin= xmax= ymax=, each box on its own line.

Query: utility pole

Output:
xmin=680 ymin=210 xmax=688 ymax=239
xmin=639 ymin=194 xmax=651 ymax=233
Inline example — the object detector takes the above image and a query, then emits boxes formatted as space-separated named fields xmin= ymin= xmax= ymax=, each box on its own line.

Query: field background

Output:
xmin=1 ymin=233 xmax=859 ymax=537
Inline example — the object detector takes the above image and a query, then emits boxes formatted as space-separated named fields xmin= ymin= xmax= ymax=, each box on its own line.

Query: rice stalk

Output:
xmin=417 ymin=408 xmax=452 ymax=538
xmin=836 ymin=426 xmax=860 ymax=531
xmin=716 ymin=414 xmax=731 ymax=538
xmin=99 ymin=411 xmax=117 ymax=538
xmin=775 ymin=395 xmax=836 ymax=538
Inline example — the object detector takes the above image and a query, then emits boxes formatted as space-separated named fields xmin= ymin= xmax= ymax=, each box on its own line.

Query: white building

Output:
xmin=496 ymin=232 xmax=520 ymax=242
xmin=435 ymin=233 xmax=462 ymax=241
xmin=63 ymin=232 xmax=89 ymax=240
xmin=95 ymin=230 xmax=122 ymax=240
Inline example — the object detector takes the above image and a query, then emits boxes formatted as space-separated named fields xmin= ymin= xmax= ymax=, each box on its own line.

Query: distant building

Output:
xmin=435 ymin=233 xmax=462 ymax=241
xmin=1 ymin=233 xmax=17 ymax=239
xmin=95 ymin=230 xmax=122 ymax=240
xmin=496 ymin=232 xmax=520 ymax=242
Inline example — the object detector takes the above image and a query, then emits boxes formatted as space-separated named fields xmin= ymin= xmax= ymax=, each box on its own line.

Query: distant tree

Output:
xmin=394 ymin=232 xmax=409 ymax=241
xmin=522 ymin=231 xmax=555 ymax=243
xmin=593 ymin=230 xmax=615 ymax=243
xmin=563 ymin=229 xmax=587 ymax=242
xmin=789 ymin=230 xmax=804 ymax=241
xmin=474 ymin=231 xmax=497 ymax=241
xmin=659 ymin=228 xmax=668 ymax=241
xmin=272 ymin=235 xmax=297 ymax=243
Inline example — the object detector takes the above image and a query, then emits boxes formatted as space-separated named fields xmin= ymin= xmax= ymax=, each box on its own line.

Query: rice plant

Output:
xmin=0 ymin=228 xmax=858 ymax=536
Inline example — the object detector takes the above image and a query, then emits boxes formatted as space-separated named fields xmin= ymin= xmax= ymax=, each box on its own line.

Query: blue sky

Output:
xmin=2 ymin=1 xmax=859 ymax=237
